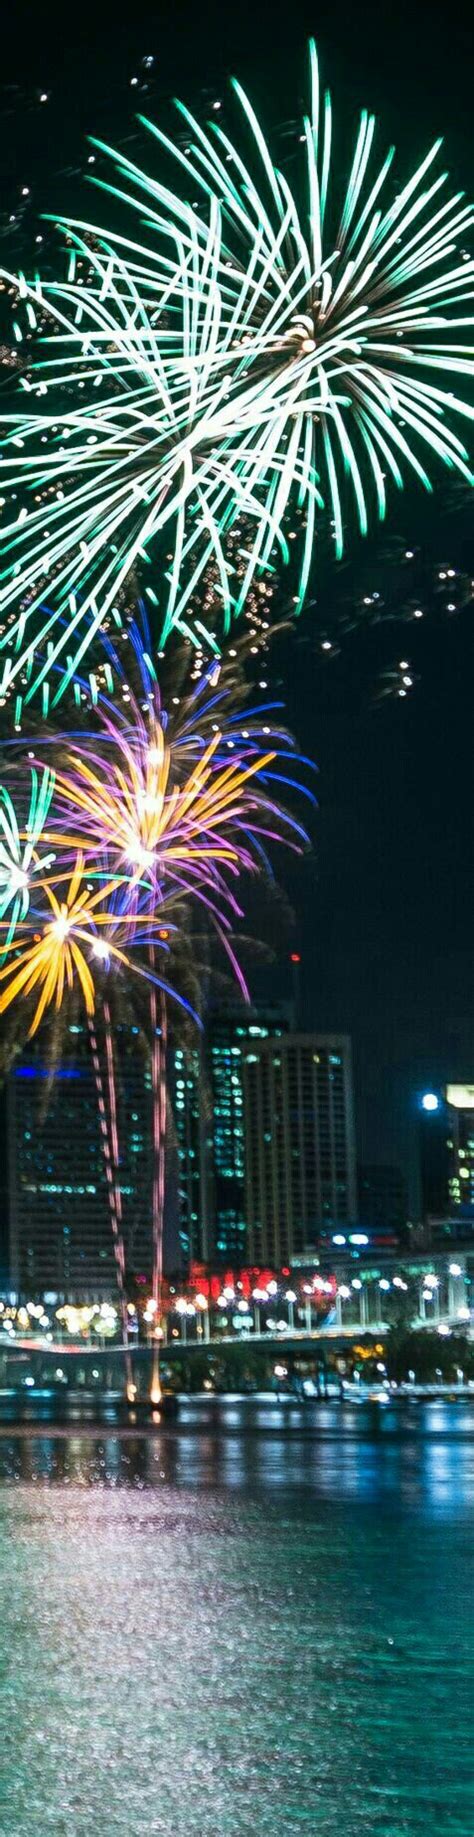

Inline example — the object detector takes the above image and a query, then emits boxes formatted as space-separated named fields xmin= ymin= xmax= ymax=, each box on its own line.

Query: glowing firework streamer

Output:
xmin=87 ymin=1008 xmax=135 ymax=1400
xmin=0 ymin=766 xmax=55 ymax=954
xmin=40 ymin=665 xmax=311 ymax=1397
xmin=0 ymin=822 xmax=196 ymax=1395
xmin=0 ymin=40 xmax=472 ymax=704
xmin=149 ymin=978 xmax=167 ymax=1405
xmin=0 ymin=854 xmax=141 ymax=1033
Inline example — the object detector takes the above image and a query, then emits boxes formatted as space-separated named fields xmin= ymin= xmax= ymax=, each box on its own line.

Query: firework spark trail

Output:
xmin=50 ymin=708 xmax=304 ymax=922
xmin=0 ymin=648 xmax=311 ymax=1394
xmin=40 ymin=666 xmax=310 ymax=1395
xmin=0 ymin=849 xmax=196 ymax=1034
xmin=47 ymin=632 xmax=312 ymax=879
xmin=87 ymin=1009 xmax=134 ymax=1398
xmin=0 ymin=766 xmax=56 ymax=954
xmin=0 ymin=854 xmax=114 ymax=1032
xmin=0 ymin=828 xmax=197 ymax=1385
xmin=149 ymin=973 xmax=167 ymax=1405
xmin=103 ymin=994 xmax=121 ymax=1189
xmin=0 ymin=39 xmax=472 ymax=708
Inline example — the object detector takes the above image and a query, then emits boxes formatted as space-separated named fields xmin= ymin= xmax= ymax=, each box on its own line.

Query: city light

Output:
xmin=421 ymin=1092 xmax=440 ymax=1112
xmin=0 ymin=1254 xmax=471 ymax=1374
xmin=446 ymin=1084 xmax=474 ymax=1109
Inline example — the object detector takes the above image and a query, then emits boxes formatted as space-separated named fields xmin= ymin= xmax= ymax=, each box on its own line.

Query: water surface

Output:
xmin=0 ymin=1401 xmax=472 ymax=1836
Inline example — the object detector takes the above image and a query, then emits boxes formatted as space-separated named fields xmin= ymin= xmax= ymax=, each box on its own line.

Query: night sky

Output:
xmin=1 ymin=0 xmax=473 ymax=1212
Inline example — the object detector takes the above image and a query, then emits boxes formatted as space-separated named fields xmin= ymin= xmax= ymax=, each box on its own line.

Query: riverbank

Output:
xmin=1 ymin=1383 xmax=474 ymax=1434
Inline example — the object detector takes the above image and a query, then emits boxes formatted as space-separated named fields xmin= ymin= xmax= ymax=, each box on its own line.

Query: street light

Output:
xmin=175 ymin=1297 xmax=191 ymax=1344
xmin=235 ymin=1299 xmax=252 ymax=1333
xmin=351 ymin=1277 xmax=368 ymax=1329
xmin=252 ymin=1287 xmax=267 ymax=1335
xmin=195 ymin=1294 xmax=210 ymax=1342
xmin=423 ymin=1273 xmax=440 ymax=1321
xmin=285 ymin=1289 xmax=297 ymax=1331
xmin=447 ymin=1262 xmax=464 ymax=1320
xmin=336 ymin=1283 xmax=351 ymax=1328
xmin=302 ymin=1283 xmax=313 ymax=1334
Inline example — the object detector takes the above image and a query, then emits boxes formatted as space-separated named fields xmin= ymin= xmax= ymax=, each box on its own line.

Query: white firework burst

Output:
xmin=0 ymin=38 xmax=472 ymax=708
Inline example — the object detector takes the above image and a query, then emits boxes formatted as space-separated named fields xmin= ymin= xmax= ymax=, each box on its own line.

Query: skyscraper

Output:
xmin=420 ymin=1083 xmax=474 ymax=1218
xmin=168 ymin=1008 xmax=292 ymax=1269
xmin=243 ymin=1033 xmax=357 ymax=1266
xmin=171 ymin=1042 xmax=209 ymax=1266
xmin=358 ymin=1163 xmax=407 ymax=1238
xmin=207 ymin=1008 xmax=290 ymax=1265
xmin=7 ymin=1024 xmax=154 ymax=1298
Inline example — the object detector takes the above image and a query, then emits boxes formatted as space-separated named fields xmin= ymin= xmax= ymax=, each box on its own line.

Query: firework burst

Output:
xmin=0 ymin=854 xmax=135 ymax=1033
xmin=0 ymin=40 xmax=472 ymax=708
xmin=0 ymin=764 xmax=56 ymax=953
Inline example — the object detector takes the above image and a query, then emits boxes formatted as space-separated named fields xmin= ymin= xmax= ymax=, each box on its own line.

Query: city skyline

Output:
xmin=3 ymin=997 xmax=474 ymax=1298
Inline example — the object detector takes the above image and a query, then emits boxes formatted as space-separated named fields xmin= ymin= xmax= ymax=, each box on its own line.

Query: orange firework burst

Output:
xmin=0 ymin=854 xmax=139 ymax=1035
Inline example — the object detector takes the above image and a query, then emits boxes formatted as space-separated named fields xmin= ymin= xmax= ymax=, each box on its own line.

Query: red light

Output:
xmin=290 ymin=952 xmax=301 ymax=963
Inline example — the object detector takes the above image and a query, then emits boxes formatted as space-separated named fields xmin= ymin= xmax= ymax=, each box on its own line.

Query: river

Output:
xmin=0 ymin=1399 xmax=472 ymax=1836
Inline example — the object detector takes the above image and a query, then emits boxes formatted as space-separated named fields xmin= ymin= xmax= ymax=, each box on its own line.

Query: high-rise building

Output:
xmin=207 ymin=1008 xmax=290 ymax=1264
xmin=7 ymin=1024 xmax=154 ymax=1298
xmin=243 ymin=1033 xmax=357 ymax=1266
xmin=0 ymin=1087 xmax=10 ymax=1293
xmin=168 ymin=1008 xmax=292 ymax=1269
xmin=420 ymin=1083 xmax=474 ymax=1218
xmin=358 ymin=1162 xmax=407 ymax=1237
xmin=171 ymin=1043 xmax=209 ymax=1266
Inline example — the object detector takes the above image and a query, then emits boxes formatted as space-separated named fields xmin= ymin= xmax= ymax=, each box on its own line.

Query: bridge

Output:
xmin=0 ymin=1328 xmax=367 ymax=1401
xmin=1 ymin=1302 xmax=471 ymax=1404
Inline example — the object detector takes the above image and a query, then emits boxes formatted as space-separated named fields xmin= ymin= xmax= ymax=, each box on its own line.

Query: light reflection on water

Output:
xmin=0 ymin=1403 xmax=473 ymax=1837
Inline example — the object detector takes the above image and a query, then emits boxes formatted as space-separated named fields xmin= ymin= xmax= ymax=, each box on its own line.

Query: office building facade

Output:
xmin=7 ymin=1025 xmax=154 ymax=1298
xmin=207 ymin=1008 xmax=290 ymax=1265
xmin=420 ymin=1083 xmax=474 ymax=1219
xmin=169 ymin=1008 xmax=292 ymax=1270
xmin=171 ymin=1042 xmax=209 ymax=1266
xmin=243 ymin=1033 xmax=357 ymax=1266
xmin=358 ymin=1162 xmax=407 ymax=1238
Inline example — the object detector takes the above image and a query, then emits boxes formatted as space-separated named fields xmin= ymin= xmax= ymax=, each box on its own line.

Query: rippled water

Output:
xmin=0 ymin=1402 xmax=472 ymax=1836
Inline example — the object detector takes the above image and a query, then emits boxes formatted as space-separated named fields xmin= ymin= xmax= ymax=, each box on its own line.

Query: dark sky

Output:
xmin=1 ymin=0 xmax=473 ymax=1210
